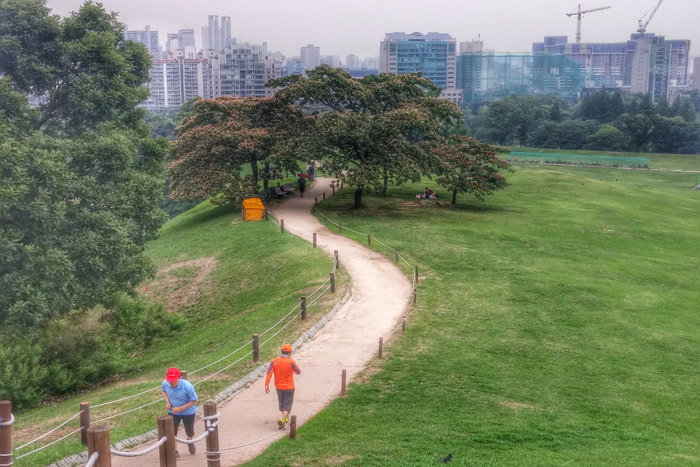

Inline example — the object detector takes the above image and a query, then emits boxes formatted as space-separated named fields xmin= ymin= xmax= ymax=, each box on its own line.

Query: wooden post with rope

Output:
xmin=313 ymin=233 xmax=317 ymax=248
xmin=280 ymin=219 xmax=285 ymax=234
xmin=339 ymin=222 xmax=342 ymax=233
xmin=323 ymin=192 xmax=326 ymax=200
xmin=414 ymin=266 xmax=418 ymax=284
xmin=413 ymin=290 xmax=417 ymax=305
xmin=341 ymin=370 xmax=347 ymax=396
xmin=367 ymin=234 xmax=371 ymax=247
xmin=87 ymin=425 xmax=112 ymax=467
xmin=330 ymin=272 xmax=335 ymax=293
xmin=402 ymin=315 xmax=407 ymax=333
xmin=180 ymin=370 xmax=188 ymax=380
xmin=289 ymin=415 xmax=297 ymax=439
xmin=378 ymin=337 xmax=383 ymax=359
xmin=253 ymin=334 xmax=260 ymax=363
xmin=80 ymin=401 xmax=90 ymax=446
xmin=0 ymin=401 xmax=12 ymax=467
xmin=263 ymin=209 xmax=268 ymax=220
xmin=203 ymin=400 xmax=220 ymax=467
xmin=334 ymin=250 xmax=339 ymax=269
xmin=315 ymin=196 xmax=318 ymax=206
xmin=332 ymin=185 xmax=335 ymax=195
xmin=394 ymin=249 xmax=399 ymax=263
xmin=157 ymin=415 xmax=177 ymax=467
xmin=301 ymin=296 xmax=307 ymax=320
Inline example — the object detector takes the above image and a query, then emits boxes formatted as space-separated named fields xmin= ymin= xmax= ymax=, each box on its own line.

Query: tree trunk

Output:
xmin=452 ymin=189 xmax=457 ymax=204
xmin=382 ymin=167 xmax=388 ymax=195
xmin=263 ymin=162 xmax=269 ymax=190
xmin=353 ymin=188 xmax=363 ymax=208
xmin=250 ymin=154 xmax=259 ymax=183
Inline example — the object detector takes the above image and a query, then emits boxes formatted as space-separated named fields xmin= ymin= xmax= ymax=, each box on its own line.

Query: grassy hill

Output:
xmin=245 ymin=162 xmax=700 ymax=465
xmin=12 ymin=198 xmax=347 ymax=466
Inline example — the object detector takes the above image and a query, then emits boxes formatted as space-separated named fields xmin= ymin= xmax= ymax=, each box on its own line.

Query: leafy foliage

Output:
xmin=169 ymin=97 xmax=310 ymax=205
xmin=269 ymin=66 xmax=461 ymax=207
xmin=434 ymin=136 xmax=511 ymax=204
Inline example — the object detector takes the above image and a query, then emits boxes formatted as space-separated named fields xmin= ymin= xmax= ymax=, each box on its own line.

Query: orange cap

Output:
xmin=281 ymin=344 xmax=293 ymax=353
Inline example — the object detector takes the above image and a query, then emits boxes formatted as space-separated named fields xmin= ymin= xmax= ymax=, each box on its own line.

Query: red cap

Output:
xmin=281 ymin=344 xmax=293 ymax=353
xmin=166 ymin=367 xmax=180 ymax=382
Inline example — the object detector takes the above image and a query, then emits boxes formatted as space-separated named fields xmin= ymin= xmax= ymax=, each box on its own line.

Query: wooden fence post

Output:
xmin=394 ymin=249 xmax=399 ymax=263
xmin=330 ymin=272 xmax=335 ymax=293
xmin=0 ymin=401 xmax=12 ymax=467
xmin=80 ymin=401 xmax=90 ymax=446
xmin=414 ymin=266 xmax=418 ymax=284
xmin=334 ymin=250 xmax=339 ymax=269
xmin=280 ymin=219 xmax=285 ymax=234
xmin=204 ymin=400 xmax=220 ymax=467
xmin=341 ymin=370 xmax=347 ymax=397
xmin=332 ymin=185 xmax=335 ymax=195
xmin=367 ymin=234 xmax=371 ymax=247
xmin=413 ymin=290 xmax=417 ymax=305
xmin=157 ymin=415 xmax=177 ymax=467
xmin=323 ymin=192 xmax=326 ymax=200
xmin=263 ymin=209 xmax=268 ymax=220
xmin=315 ymin=196 xmax=318 ymax=206
xmin=402 ymin=315 xmax=406 ymax=333
xmin=289 ymin=415 xmax=297 ymax=440
xmin=253 ymin=334 xmax=260 ymax=363
xmin=87 ymin=425 xmax=112 ymax=467
xmin=301 ymin=296 xmax=307 ymax=320
xmin=339 ymin=222 xmax=342 ymax=234
xmin=313 ymin=233 xmax=317 ymax=248
xmin=180 ymin=370 xmax=188 ymax=380
xmin=340 ymin=180 xmax=344 ymax=188
xmin=378 ymin=337 xmax=383 ymax=359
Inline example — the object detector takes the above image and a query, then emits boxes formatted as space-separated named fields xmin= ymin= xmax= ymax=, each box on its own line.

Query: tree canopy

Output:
xmin=269 ymin=66 xmax=461 ymax=207
xmin=0 ymin=0 xmax=167 ymax=332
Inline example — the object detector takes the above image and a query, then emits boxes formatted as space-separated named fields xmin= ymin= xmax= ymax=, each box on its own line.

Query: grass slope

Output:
xmin=245 ymin=164 xmax=700 ymax=466
xmin=13 ymin=198 xmax=347 ymax=466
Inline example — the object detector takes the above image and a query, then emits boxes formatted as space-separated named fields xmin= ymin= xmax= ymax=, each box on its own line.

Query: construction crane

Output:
xmin=637 ymin=0 xmax=663 ymax=35
xmin=566 ymin=4 xmax=612 ymax=43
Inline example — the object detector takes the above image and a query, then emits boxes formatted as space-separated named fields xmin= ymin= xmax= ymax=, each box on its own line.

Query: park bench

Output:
xmin=274 ymin=186 xmax=291 ymax=197
xmin=282 ymin=183 xmax=297 ymax=194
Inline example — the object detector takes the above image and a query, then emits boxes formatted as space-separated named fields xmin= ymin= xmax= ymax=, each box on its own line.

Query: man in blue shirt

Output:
xmin=162 ymin=367 xmax=198 ymax=458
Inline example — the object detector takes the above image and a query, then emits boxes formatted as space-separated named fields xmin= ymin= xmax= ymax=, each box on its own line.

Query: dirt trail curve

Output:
xmin=111 ymin=178 xmax=412 ymax=467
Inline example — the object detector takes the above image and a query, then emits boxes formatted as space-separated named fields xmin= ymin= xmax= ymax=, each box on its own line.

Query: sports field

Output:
xmin=245 ymin=161 xmax=700 ymax=466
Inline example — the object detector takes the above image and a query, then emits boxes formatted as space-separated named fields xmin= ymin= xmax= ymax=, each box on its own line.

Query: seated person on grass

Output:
xmin=416 ymin=187 xmax=437 ymax=199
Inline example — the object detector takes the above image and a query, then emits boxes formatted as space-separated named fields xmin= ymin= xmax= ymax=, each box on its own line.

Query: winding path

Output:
xmin=111 ymin=178 xmax=412 ymax=466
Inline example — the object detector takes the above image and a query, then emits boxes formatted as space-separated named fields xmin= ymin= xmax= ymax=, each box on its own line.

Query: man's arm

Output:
xmin=171 ymin=399 xmax=197 ymax=414
xmin=163 ymin=391 xmax=172 ymax=411
xmin=291 ymin=361 xmax=301 ymax=375
xmin=264 ymin=362 xmax=274 ymax=394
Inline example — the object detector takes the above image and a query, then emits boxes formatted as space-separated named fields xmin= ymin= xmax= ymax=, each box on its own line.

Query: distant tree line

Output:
xmin=466 ymin=89 xmax=700 ymax=154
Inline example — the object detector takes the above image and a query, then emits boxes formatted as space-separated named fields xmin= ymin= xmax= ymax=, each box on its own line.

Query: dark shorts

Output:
xmin=172 ymin=413 xmax=195 ymax=437
xmin=276 ymin=389 xmax=295 ymax=412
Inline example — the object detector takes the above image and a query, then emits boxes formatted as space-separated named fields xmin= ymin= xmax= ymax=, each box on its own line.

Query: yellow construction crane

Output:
xmin=566 ymin=4 xmax=612 ymax=43
xmin=637 ymin=0 xmax=663 ymax=35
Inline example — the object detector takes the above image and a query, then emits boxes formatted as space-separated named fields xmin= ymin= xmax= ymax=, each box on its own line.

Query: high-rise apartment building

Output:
xmin=217 ymin=42 xmax=270 ymax=98
xmin=179 ymin=29 xmax=196 ymax=49
xmin=126 ymin=25 xmax=160 ymax=56
xmin=202 ymin=15 xmax=232 ymax=52
xmin=533 ymin=33 xmax=691 ymax=101
xmin=142 ymin=47 xmax=211 ymax=110
xmin=321 ymin=55 xmax=341 ymax=68
xmin=379 ymin=32 xmax=457 ymax=90
xmin=300 ymin=44 xmax=321 ymax=70
xmin=207 ymin=15 xmax=220 ymax=51
xmin=220 ymin=17 xmax=232 ymax=48
xmin=345 ymin=54 xmax=361 ymax=69
xmin=693 ymin=57 xmax=700 ymax=91
xmin=363 ymin=57 xmax=379 ymax=70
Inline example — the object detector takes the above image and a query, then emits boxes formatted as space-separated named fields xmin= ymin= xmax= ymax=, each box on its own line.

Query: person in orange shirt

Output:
xmin=265 ymin=343 xmax=301 ymax=429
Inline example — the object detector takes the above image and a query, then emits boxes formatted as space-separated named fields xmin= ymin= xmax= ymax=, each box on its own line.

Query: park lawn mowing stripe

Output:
xmin=244 ymin=162 xmax=700 ymax=466
xmin=11 ymin=199 xmax=348 ymax=467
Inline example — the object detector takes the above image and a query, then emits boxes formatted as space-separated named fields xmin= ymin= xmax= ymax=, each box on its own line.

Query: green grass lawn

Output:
xmin=512 ymin=146 xmax=700 ymax=172
xmin=12 ymin=199 xmax=348 ymax=466
xmin=245 ymin=162 xmax=700 ymax=465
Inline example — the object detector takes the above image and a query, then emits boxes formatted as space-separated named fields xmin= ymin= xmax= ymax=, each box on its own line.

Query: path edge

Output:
xmin=50 ymin=280 xmax=353 ymax=467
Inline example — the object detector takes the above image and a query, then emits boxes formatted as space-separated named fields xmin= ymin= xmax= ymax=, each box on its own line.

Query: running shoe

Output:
xmin=278 ymin=418 xmax=285 ymax=429
xmin=284 ymin=417 xmax=289 ymax=423
xmin=188 ymin=442 xmax=196 ymax=455
xmin=175 ymin=450 xmax=181 ymax=460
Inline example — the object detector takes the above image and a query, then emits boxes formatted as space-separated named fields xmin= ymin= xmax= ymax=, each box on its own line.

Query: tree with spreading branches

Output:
xmin=434 ymin=135 xmax=512 ymax=205
xmin=269 ymin=66 xmax=461 ymax=208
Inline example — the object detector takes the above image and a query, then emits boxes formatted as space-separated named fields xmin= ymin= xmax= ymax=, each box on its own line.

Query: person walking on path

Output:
xmin=306 ymin=161 xmax=315 ymax=181
xmin=297 ymin=176 xmax=307 ymax=197
xmin=162 ymin=367 xmax=199 ymax=459
xmin=265 ymin=344 xmax=301 ymax=429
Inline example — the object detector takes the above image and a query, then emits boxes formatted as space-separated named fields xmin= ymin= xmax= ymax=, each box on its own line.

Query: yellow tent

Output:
xmin=242 ymin=198 xmax=265 ymax=221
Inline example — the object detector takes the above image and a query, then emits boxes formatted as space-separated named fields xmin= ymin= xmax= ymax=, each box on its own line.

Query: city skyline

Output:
xmin=46 ymin=0 xmax=697 ymax=62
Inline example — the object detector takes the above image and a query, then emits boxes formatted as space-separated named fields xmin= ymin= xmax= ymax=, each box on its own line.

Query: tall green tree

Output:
xmin=434 ymin=136 xmax=511 ymax=204
xmin=0 ymin=0 xmax=167 ymax=331
xmin=269 ymin=66 xmax=461 ymax=208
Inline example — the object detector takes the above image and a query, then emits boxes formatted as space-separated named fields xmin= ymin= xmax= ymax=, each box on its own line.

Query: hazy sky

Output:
xmin=46 ymin=0 xmax=697 ymax=60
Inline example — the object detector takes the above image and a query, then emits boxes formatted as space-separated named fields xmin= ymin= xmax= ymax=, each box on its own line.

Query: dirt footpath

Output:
xmin=111 ymin=178 xmax=412 ymax=466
